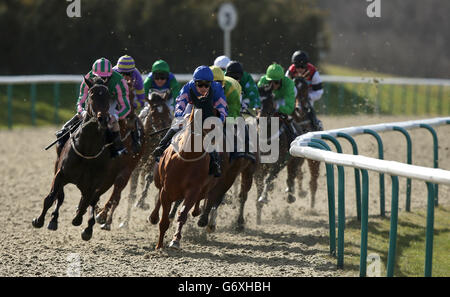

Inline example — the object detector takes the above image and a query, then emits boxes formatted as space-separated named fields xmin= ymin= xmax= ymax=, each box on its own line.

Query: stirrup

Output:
xmin=209 ymin=162 xmax=222 ymax=177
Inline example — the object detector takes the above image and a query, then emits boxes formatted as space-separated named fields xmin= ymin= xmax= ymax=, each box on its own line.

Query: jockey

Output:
xmin=210 ymin=66 xmax=241 ymax=119
xmin=258 ymin=63 xmax=297 ymax=142
xmin=152 ymin=65 xmax=227 ymax=177
xmin=142 ymin=59 xmax=181 ymax=117
xmin=56 ymin=57 xmax=131 ymax=158
xmin=257 ymin=63 xmax=296 ymax=116
xmin=225 ymin=60 xmax=261 ymax=111
xmin=113 ymin=55 xmax=145 ymax=109
xmin=286 ymin=50 xmax=323 ymax=130
xmin=213 ymin=55 xmax=231 ymax=71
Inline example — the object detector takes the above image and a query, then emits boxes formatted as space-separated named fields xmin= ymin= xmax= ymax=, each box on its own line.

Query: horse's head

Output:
xmin=189 ymin=87 xmax=215 ymax=123
xmin=83 ymin=76 xmax=111 ymax=127
xmin=148 ymin=90 xmax=170 ymax=113
xmin=258 ymin=85 xmax=276 ymax=118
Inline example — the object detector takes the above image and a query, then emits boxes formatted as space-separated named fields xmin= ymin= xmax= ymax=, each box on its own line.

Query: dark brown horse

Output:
xmin=149 ymin=90 xmax=218 ymax=249
xmin=196 ymin=120 xmax=259 ymax=232
xmin=94 ymin=79 xmax=145 ymax=230
xmin=32 ymin=76 xmax=114 ymax=240
xmin=254 ymin=82 xmax=321 ymax=224
xmin=119 ymin=90 xmax=172 ymax=228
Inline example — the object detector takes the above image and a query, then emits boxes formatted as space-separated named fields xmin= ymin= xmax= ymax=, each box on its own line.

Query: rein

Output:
xmin=70 ymin=116 xmax=131 ymax=160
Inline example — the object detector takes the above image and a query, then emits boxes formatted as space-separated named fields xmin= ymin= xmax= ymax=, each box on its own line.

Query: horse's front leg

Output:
xmin=47 ymin=189 xmax=65 ymax=231
xmin=101 ymin=172 xmax=131 ymax=231
xmin=170 ymin=194 xmax=198 ymax=250
xmin=32 ymin=169 xmax=65 ymax=229
xmin=308 ymin=159 xmax=320 ymax=208
xmin=286 ymin=158 xmax=302 ymax=204
xmin=296 ymin=158 xmax=307 ymax=198
xmin=236 ymin=167 xmax=254 ymax=231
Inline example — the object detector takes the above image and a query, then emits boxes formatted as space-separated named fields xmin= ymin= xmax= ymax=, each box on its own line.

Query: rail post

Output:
xmin=392 ymin=126 xmax=412 ymax=211
xmin=363 ymin=129 xmax=385 ymax=217
xmin=337 ymin=132 xmax=362 ymax=221
xmin=311 ymin=138 xmax=345 ymax=268
xmin=308 ymin=142 xmax=336 ymax=257
xmin=386 ymin=175 xmax=399 ymax=277
xmin=419 ymin=124 xmax=439 ymax=206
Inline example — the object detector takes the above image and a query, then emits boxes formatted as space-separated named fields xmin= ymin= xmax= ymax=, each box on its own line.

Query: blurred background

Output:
xmin=0 ymin=0 xmax=449 ymax=127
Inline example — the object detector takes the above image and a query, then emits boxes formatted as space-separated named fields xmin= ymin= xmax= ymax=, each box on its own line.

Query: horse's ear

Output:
xmin=84 ymin=76 xmax=94 ymax=89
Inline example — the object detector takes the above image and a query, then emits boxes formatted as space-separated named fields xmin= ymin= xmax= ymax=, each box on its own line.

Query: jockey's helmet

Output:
xmin=116 ymin=55 xmax=135 ymax=72
xmin=225 ymin=61 xmax=243 ymax=81
xmin=193 ymin=65 xmax=213 ymax=82
xmin=152 ymin=59 xmax=170 ymax=74
xmin=266 ymin=63 xmax=284 ymax=81
xmin=92 ymin=58 xmax=113 ymax=78
xmin=291 ymin=50 xmax=309 ymax=67
xmin=214 ymin=55 xmax=231 ymax=70
xmin=210 ymin=66 xmax=225 ymax=86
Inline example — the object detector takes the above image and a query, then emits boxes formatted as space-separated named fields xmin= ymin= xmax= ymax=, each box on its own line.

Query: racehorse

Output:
xmin=290 ymin=78 xmax=322 ymax=208
xmin=94 ymin=77 xmax=145 ymax=230
xmin=149 ymin=89 xmax=218 ymax=249
xmin=119 ymin=90 xmax=172 ymax=228
xmin=254 ymin=82 xmax=320 ymax=224
xmin=32 ymin=76 xmax=114 ymax=240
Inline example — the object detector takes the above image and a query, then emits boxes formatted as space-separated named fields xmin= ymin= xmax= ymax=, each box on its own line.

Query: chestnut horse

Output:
xmin=149 ymin=90 xmax=218 ymax=249
xmin=32 ymin=77 xmax=113 ymax=240
xmin=119 ymin=90 xmax=172 ymax=228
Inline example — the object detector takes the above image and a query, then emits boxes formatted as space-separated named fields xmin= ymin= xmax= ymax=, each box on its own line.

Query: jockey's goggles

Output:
xmin=195 ymin=80 xmax=211 ymax=88
xmin=120 ymin=71 xmax=133 ymax=77
xmin=295 ymin=62 xmax=307 ymax=69
xmin=270 ymin=79 xmax=282 ymax=85
xmin=154 ymin=72 xmax=169 ymax=80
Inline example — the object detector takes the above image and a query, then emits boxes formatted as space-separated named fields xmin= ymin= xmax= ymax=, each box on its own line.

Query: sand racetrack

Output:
xmin=1 ymin=115 xmax=449 ymax=277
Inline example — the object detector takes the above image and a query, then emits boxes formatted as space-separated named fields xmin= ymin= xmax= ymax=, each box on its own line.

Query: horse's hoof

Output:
xmin=257 ymin=196 xmax=268 ymax=204
xmin=206 ymin=225 xmax=216 ymax=233
xmin=81 ymin=229 xmax=92 ymax=241
xmin=287 ymin=194 xmax=296 ymax=204
xmin=95 ymin=213 xmax=106 ymax=225
xmin=169 ymin=240 xmax=180 ymax=250
xmin=72 ymin=216 xmax=82 ymax=226
xmin=149 ymin=215 xmax=159 ymax=225
xmin=135 ymin=201 xmax=150 ymax=210
xmin=235 ymin=224 xmax=244 ymax=232
xmin=100 ymin=223 xmax=111 ymax=231
xmin=298 ymin=190 xmax=308 ymax=198
xmin=47 ymin=220 xmax=58 ymax=231
xmin=197 ymin=215 xmax=208 ymax=227
xmin=32 ymin=218 xmax=44 ymax=229
xmin=119 ymin=221 xmax=128 ymax=229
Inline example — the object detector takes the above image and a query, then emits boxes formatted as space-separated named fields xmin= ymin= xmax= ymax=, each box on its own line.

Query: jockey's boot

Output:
xmin=308 ymin=108 xmax=323 ymax=131
xmin=131 ymin=120 xmax=142 ymax=153
xmin=209 ymin=151 xmax=222 ymax=177
xmin=55 ymin=114 xmax=81 ymax=146
xmin=152 ymin=128 xmax=179 ymax=160
xmin=110 ymin=131 xmax=128 ymax=158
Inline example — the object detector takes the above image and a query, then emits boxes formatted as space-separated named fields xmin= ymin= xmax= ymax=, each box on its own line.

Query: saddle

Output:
xmin=115 ymin=114 xmax=143 ymax=154
xmin=224 ymin=122 xmax=256 ymax=163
